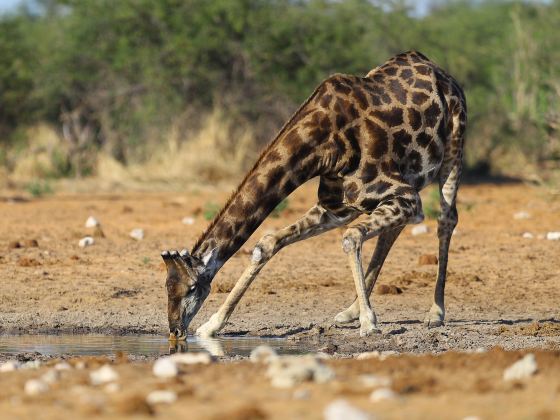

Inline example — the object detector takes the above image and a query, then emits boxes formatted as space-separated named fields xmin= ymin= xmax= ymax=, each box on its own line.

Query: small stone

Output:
xmin=513 ymin=211 xmax=530 ymax=220
xmin=370 ymin=387 xmax=397 ymax=402
xmin=169 ymin=352 xmax=212 ymax=365
xmin=85 ymin=216 xmax=100 ymax=228
xmin=503 ymin=353 xmax=538 ymax=381
xmin=546 ymin=231 xmax=560 ymax=241
xmin=20 ymin=360 xmax=41 ymax=370
xmin=78 ymin=236 xmax=95 ymax=247
xmin=40 ymin=370 xmax=60 ymax=384
xmin=376 ymin=284 xmax=402 ymax=295
xmin=24 ymin=379 xmax=49 ymax=396
xmin=522 ymin=232 xmax=534 ymax=239
xmin=146 ymin=390 xmax=177 ymax=405
xmin=360 ymin=374 xmax=392 ymax=388
xmin=250 ymin=345 xmax=278 ymax=364
xmin=90 ymin=365 xmax=119 ymax=385
xmin=181 ymin=217 xmax=195 ymax=225
xmin=54 ymin=362 xmax=72 ymax=371
xmin=0 ymin=360 xmax=20 ymax=372
xmin=317 ymin=343 xmax=338 ymax=355
xmin=129 ymin=228 xmax=144 ymax=241
xmin=266 ymin=355 xmax=334 ymax=388
xmin=8 ymin=240 xmax=22 ymax=249
xmin=153 ymin=357 xmax=178 ymax=378
xmin=411 ymin=224 xmax=429 ymax=236
xmin=418 ymin=254 xmax=438 ymax=265
xmin=324 ymin=399 xmax=371 ymax=420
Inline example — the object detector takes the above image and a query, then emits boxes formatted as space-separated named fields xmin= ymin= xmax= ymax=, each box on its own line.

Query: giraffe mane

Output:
xmin=191 ymin=79 xmax=328 ymax=254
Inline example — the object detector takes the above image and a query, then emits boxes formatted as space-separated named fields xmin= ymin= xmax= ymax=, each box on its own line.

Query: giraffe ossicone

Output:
xmin=163 ymin=50 xmax=467 ymax=340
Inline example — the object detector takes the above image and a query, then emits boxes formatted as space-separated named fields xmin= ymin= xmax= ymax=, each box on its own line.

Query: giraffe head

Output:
xmin=161 ymin=249 xmax=216 ymax=341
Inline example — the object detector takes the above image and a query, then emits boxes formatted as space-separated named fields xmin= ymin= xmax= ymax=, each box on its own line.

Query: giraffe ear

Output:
xmin=202 ymin=248 xmax=217 ymax=267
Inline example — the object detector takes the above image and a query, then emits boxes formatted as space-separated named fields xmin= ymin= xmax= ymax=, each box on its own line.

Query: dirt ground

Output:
xmin=1 ymin=181 xmax=559 ymax=418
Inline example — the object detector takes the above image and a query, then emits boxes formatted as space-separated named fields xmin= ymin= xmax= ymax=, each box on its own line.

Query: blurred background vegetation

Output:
xmin=0 ymin=0 xmax=559 ymax=189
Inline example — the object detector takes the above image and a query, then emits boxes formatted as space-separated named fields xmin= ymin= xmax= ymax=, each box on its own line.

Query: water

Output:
xmin=0 ymin=334 xmax=308 ymax=358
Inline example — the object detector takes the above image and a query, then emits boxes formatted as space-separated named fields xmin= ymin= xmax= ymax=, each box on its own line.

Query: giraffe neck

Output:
xmin=191 ymin=132 xmax=320 ymax=278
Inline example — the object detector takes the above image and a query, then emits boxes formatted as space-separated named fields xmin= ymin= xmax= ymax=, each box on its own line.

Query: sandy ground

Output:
xmin=1 ymin=181 xmax=559 ymax=418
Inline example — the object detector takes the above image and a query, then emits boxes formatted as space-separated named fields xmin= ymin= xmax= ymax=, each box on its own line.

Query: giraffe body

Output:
xmin=163 ymin=51 xmax=467 ymax=339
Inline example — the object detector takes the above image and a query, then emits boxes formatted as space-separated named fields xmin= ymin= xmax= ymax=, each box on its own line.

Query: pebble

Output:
xmin=153 ymin=357 xmax=178 ymax=378
xmin=54 ymin=362 xmax=72 ymax=371
xmin=411 ymin=224 xmax=429 ymax=236
xmin=324 ymin=399 xmax=372 ymax=420
xmin=370 ymin=387 xmax=397 ymax=402
xmin=24 ymin=379 xmax=49 ymax=396
xmin=181 ymin=217 xmax=195 ymax=225
xmin=90 ymin=365 xmax=119 ymax=385
xmin=78 ymin=236 xmax=95 ymax=247
xmin=20 ymin=360 xmax=41 ymax=370
xmin=546 ymin=231 xmax=560 ymax=241
xmin=40 ymin=370 xmax=60 ymax=384
xmin=0 ymin=360 xmax=20 ymax=372
xmin=513 ymin=211 xmax=530 ymax=220
xmin=250 ymin=345 xmax=278 ymax=364
xmin=129 ymin=228 xmax=144 ymax=241
xmin=146 ymin=390 xmax=177 ymax=405
xmin=418 ymin=254 xmax=438 ymax=265
xmin=85 ymin=216 xmax=100 ymax=228
xmin=522 ymin=232 xmax=534 ymax=239
xmin=266 ymin=355 xmax=334 ymax=388
xmin=503 ymin=353 xmax=538 ymax=381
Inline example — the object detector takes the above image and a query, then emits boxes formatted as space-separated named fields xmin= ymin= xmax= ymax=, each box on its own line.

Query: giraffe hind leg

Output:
xmin=334 ymin=226 xmax=404 ymax=323
xmin=342 ymin=188 xmax=422 ymax=336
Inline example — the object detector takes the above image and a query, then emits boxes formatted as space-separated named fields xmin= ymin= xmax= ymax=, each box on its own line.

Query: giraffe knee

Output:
xmin=253 ymin=234 xmax=277 ymax=263
xmin=342 ymin=227 xmax=363 ymax=253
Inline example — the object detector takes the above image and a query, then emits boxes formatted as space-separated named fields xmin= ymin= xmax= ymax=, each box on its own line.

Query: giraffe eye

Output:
xmin=189 ymin=284 xmax=197 ymax=292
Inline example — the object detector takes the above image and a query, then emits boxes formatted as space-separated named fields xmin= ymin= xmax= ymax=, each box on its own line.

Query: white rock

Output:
xmin=40 ymin=370 xmax=60 ymax=384
xmin=90 ymin=365 xmax=119 ymax=385
xmin=324 ymin=399 xmax=371 ymax=420
xmin=503 ymin=353 xmax=538 ymax=381
xmin=146 ymin=390 xmax=177 ymax=405
xmin=169 ymin=352 xmax=212 ymax=365
xmin=153 ymin=357 xmax=178 ymax=378
xmin=54 ymin=362 xmax=72 ymax=371
xmin=24 ymin=379 xmax=49 ymax=396
xmin=0 ymin=360 xmax=20 ymax=372
xmin=370 ymin=387 xmax=397 ymax=402
xmin=85 ymin=216 xmax=100 ymax=228
xmin=181 ymin=217 xmax=195 ymax=225
xmin=20 ymin=360 xmax=41 ymax=370
xmin=266 ymin=355 xmax=334 ymax=388
xmin=546 ymin=231 xmax=560 ymax=241
xmin=78 ymin=236 xmax=95 ymax=247
xmin=411 ymin=224 xmax=429 ymax=236
xmin=359 ymin=374 xmax=392 ymax=388
xmin=250 ymin=345 xmax=278 ymax=364
xmin=513 ymin=211 xmax=530 ymax=220
xmin=129 ymin=228 xmax=144 ymax=241
xmin=522 ymin=232 xmax=534 ymax=239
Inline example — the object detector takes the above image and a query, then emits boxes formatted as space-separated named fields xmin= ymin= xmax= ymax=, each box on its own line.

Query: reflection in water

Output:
xmin=0 ymin=334 xmax=307 ymax=357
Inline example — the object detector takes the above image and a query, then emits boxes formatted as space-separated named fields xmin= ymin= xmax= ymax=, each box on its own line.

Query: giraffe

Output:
xmin=163 ymin=50 xmax=467 ymax=339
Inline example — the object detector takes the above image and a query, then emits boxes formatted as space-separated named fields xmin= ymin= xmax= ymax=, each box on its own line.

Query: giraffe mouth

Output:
xmin=169 ymin=328 xmax=187 ymax=342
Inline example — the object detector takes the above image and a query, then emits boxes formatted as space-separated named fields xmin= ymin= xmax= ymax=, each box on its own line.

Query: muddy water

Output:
xmin=0 ymin=335 xmax=308 ymax=358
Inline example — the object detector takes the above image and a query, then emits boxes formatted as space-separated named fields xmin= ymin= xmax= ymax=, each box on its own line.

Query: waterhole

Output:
xmin=0 ymin=334 xmax=308 ymax=358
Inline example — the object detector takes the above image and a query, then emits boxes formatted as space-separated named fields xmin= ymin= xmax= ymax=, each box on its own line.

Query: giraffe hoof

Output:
xmin=424 ymin=304 xmax=445 ymax=328
xmin=334 ymin=308 xmax=359 ymax=324
xmin=196 ymin=313 xmax=222 ymax=338
xmin=359 ymin=324 xmax=381 ymax=337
